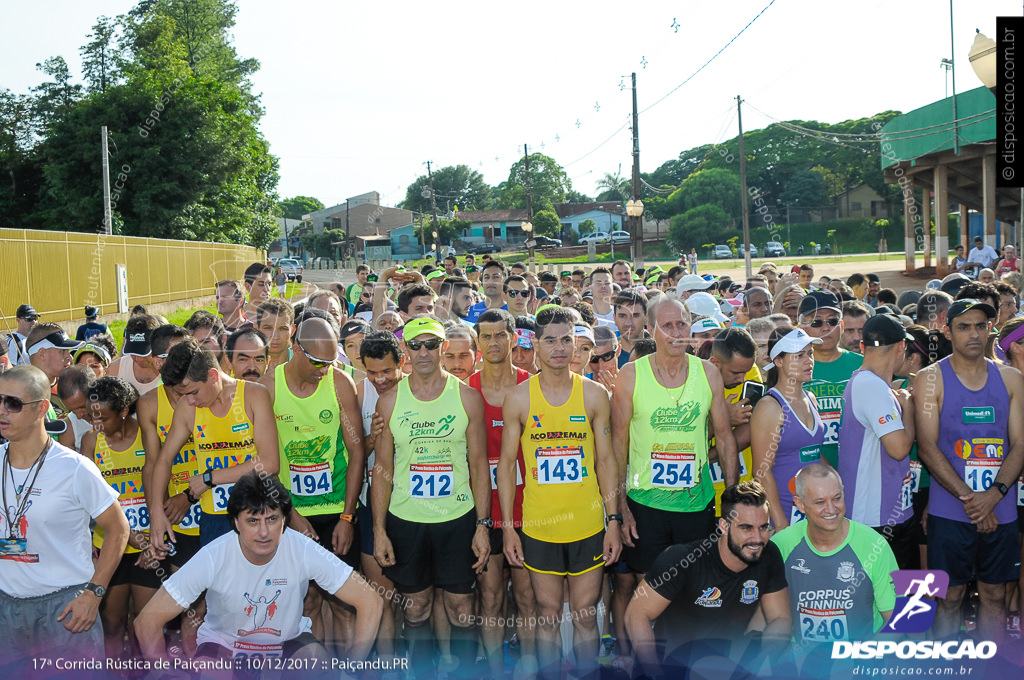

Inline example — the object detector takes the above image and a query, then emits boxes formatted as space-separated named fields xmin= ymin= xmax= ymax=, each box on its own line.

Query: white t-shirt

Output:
xmin=163 ymin=528 xmax=352 ymax=655
xmin=0 ymin=441 xmax=118 ymax=597
xmin=966 ymin=245 xmax=998 ymax=268
xmin=6 ymin=333 xmax=29 ymax=367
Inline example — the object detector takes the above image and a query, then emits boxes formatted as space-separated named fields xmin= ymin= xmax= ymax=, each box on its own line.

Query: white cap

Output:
xmin=685 ymin=292 xmax=729 ymax=324
xmin=692 ymin=318 xmax=723 ymax=334
xmin=676 ymin=274 xmax=714 ymax=293
xmin=768 ymin=328 xmax=823 ymax=362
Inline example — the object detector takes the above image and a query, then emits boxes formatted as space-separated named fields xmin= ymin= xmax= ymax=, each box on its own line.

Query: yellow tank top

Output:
xmin=711 ymin=365 xmax=759 ymax=514
xmin=157 ymin=386 xmax=201 ymax=535
xmin=520 ymin=374 xmax=603 ymax=542
xmin=195 ymin=382 xmax=257 ymax=515
xmin=94 ymin=426 xmax=146 ymax=552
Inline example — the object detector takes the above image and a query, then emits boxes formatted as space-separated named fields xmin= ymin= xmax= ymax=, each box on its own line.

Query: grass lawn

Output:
xmin=107 ymin=304 xmax=216 ymax=350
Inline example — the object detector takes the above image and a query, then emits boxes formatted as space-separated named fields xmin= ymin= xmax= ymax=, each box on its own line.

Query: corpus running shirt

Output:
xmin=388 ymin=374 xmax=472 ymax=523
xmin=627 ymin=354 xmax=713 ymax=512
xmin=804 ymin=349 xmax=862 ymax=467
xmin=772 ymin=520 xmax=897 ymax=646
xmin=273 ymin=365 xmax=348 ymax=516
xmin=93 ymin=428 xmax=147 ymax=552
xmin=766 ymin=388 xmax=825 ymax=526
xmin=196 ymin=383 xmax=257 ymax=516
xmin=158 ymin=386 xmax=201 ymax=536
xmin=520 ymin=373 xmax=603 ymax=542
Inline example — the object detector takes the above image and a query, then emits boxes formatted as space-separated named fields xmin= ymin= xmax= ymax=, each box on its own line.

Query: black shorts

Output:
xmin=911 ymin=486 xmax=930 ymax=547
xmin=305 ymin=513 xmax=360 ymax=568
xmin=520 ymin=529 xmax=605 ymax=576
xmin=927 ymin=515 xmax=1021 ymax=586
xmin=195 ymin=631 xmax=323 ymax=661
xmin=106 ymin=551 xmax=170 ymax=590
xmin=490 ymin=526 xmax=504 ymax=556
xmin=167 ymin=532 xmax=202 ymax=568
xmin=873 ymin=516 xmax=919 ymax=570
xmin=623 ymin=497 xmax=716 ymax=574
xmin=358 ymin=504 xmax=374 ymax=556
xmin=384 ymin=510 xmax=476 ymax=594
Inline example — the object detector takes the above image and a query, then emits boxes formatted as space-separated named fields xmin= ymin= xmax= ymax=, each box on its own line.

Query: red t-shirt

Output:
xmin=999 ymin=257 xmax=1020 ymax=274
xmin=469 ymin=368 xmax=530 ymax=527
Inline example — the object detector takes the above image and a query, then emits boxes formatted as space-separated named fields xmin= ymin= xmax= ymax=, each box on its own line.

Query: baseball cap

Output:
xmin=16 ymin=304 xmax=38 ymax=320
xmin=74 ymin=343 xmax=111 ymax=366
xmin=341 ymin=320 xmax=371 ymax=339
xmin=28 ymin=329 xmax=85 ymax=356
xmin=574 ymin=325 xmax=596 ymax=344
xmin=426 ymin=269 xmax=446 ymax=281
xmin=122 ymin=329 xmax=152 ymax=357
xmin=946 ymin=299 xmax=997 ymax=326
xmin=866 ymin=273 xmax=880 ymax=284
xmin=769 ymin=328 xmax=823 ymax=361
xmin=862 ymin=314 xmax=914 ymax=347
xmin=940 ymin=273 xmax=970 ymax=297
xmin=798 ymin=290 xmax=842 ymax=318
xmin=676 ymin=274 xmax=714 ymax=293
xmin=403 ymin=317 xmax=446 ymax=341
xmin=516 ymin=328 xmax=535 ymax=349
xmin=84 ymin=306 xmax=98 ymax=318
xmin=465 ymin=265 xmax=479 ymax=273
xmin=560 ymin=271 xmax=572 ymax=279
xmin=925 ymin=279 xmax=942 ymax=290
xmin=685 ymin=293 xmax=729 ymax=324
xmin=692 ymin=318 xmax=722 ymax=334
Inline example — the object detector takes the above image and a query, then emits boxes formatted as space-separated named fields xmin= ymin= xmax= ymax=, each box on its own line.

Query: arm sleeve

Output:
xmin=72 ymin=454 xmax=119 ymax=519
xmin=868 ymin=533 xmax=898 ymax=615
xmin=851 ymin=374 xmax=904 ymax=439
xmin=302 ymin=532 xmax=353 ymax=595
xmin=163 ymin=546 xmax=216 ymax=608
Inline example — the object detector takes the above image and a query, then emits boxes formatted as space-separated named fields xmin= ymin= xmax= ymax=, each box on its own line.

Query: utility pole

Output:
xmin=949 ymin=0 xmax=959 ymax=155
xmin=101 ymin=126 xmax=112 ymax=236
xmin=427 ymin=161 xmax=440 ymax=260
xmin=631 ymin=72 xmax=643 ymax=268
xmin=737 ymin=96 xmax=752 ymax=278
xmin=524 ymin=144 xmax=535 ymax=267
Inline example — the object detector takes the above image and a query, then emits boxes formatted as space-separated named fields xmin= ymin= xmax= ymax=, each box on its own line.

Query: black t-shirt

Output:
xmin=645 ymin=535 xmax=787 ymax=654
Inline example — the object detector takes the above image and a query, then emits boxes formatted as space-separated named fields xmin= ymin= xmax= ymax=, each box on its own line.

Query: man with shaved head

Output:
xmin=259 ymin=316 xmax=367 ymax=657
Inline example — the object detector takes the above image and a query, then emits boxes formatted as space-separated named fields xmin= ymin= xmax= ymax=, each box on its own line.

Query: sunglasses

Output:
xmin=806 ymin=317 xmax=841 ymax=328
xmin=0 ymin=394 xmax=46 ymax=413
xmin=406 ymin=337 xmax=443 ymax=351
xmin=589 ymin=350 xmax=617 ymax=364
xmin=295 ymin=339 xmax=336 ymax=368
xmin=506 ymin=289 xmax=531 ymax=299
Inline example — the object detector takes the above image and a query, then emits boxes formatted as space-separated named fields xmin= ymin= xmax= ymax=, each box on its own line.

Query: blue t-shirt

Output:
xmin=76 ymin=322 xmax=107 ymax=342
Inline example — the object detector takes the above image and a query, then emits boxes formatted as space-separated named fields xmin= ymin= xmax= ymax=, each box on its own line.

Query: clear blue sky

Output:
xmin=2 ymin=0 xmax=1014 ymax=209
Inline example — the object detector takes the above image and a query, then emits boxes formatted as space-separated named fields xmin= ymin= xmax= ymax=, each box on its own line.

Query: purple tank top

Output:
xmin=767 ymin=388 xmax=826 ymax=525
xmin=932 ymin=358 xmax=1016 ymax=524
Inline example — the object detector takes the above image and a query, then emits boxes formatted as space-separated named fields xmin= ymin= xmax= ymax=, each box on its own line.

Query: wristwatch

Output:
xmin=340 ymin=513 xmax=358 ymax=525
xmin=82 ymin=582 xmax=106 ymax=598
xmin=994 ymin=482 xmax=1010 ymax=497
xmin=202 ymin=470 xmax=215 ymax=488
xmin=184 ymin=488 xmax=199 ymax=504
xmin=606 ymin=514 xmax=624 ymax=524
xmin=476 ymin=518 xmax=494 ymax=529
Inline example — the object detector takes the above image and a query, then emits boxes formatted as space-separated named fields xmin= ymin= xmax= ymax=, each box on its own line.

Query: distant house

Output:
xmin=268 ymin=218 xmax=303 ymax=258
xmin=302 ymin=191 xmax=414 ymax=239
xmin=452 ymin=209 xmax=533 ymax=246
xmin=834 ymin=184 xmax=891 ymax=220
xmin=554 ymin=203 xmax=624 ymax=238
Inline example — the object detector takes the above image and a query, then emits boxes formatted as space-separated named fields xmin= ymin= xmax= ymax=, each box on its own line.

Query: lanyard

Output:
xmin=2 ymin=440 xmax=51 ymax=538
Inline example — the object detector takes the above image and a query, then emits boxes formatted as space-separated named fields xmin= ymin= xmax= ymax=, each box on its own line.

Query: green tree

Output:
xmin=80 ymin=16 xmax=125 ymax=94
xmin=565 ymin=189 xmax=593 ymax=203
xmin=415 ymin=217 xmax=469 ymax=245
xmin=401 ymin=164 xmax=491 ymax=214
xmin=595 ymin=170 xmax=630 ymax=202
xmin=643 ymin=193 xmax=675 ymax=232
xmin=578 ymin=218 xmax=596 ymax=235
xmin=667 ymin=168 xmax=741 ymax=219
xmin=278 ymin=196 xmax=324 ymax=220
xmin=780 ymin=170 xmax=828 ymax=208
xmin=312 ymin=228 xmax=345 ymax=258
xmin=31 ymin=56 xmax=82 ymax=133
xmin=531 ymin=209 xmax=560 ymax=236
xmin=669 ymin=204 xmax=731 ymax=252
xmin=498 ymin=153 xmax=571 ymax=210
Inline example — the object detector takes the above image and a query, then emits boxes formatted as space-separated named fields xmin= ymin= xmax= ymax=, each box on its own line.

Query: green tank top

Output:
xmin=388 ymin=374 xmax=473 ymax=523
xmin=628 ymin=353 xmax=714 ymax=512
xmin=273 ymin=364 xmax=348 ymax=516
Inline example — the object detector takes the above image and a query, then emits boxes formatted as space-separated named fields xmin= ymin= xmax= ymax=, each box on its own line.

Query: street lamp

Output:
xmin=626 ymin=199 xmax=644 ymax=263
xmin=522 ymin=220 xmax=535 ymax=270
xmin=969 ymin=30 xmax=996 ymax=95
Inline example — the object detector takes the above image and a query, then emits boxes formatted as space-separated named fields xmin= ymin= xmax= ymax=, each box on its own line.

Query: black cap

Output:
xmin=798 ymin=290 xmax=842 ymax=318
xmin=874 ymin=305 xmax=896 ymax=316
xmin=941 ymin=277 xmax=970 ymax=297
xmin=122 ymin=328 xmax=152 ymax=357
xmin=16 ymin=304 xmax=38 ymax=320
xmin=946 ymin=299 xmax=997 ymax=326
xmin=862 ymin=314 xmax=913 ymax=347
xmin=84 ymin=305 xmax=98 ymax=318
xmin=341 ymin=320 xmax=371 ymax=339
xmin=866 ymin=273 xmax=880 ymax=283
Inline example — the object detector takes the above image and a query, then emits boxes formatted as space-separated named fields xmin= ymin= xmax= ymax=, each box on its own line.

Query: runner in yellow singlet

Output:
xmin=146 ymin=338 xmax=279 ymax=554
xmin=499 ymin=306 xmax=622 ymax=680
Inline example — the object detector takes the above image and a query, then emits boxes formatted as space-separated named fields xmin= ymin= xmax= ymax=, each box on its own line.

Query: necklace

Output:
xmin=6 ymin=439 xmax=50 ymax=504
xmin=653 ymin=355 xmax=688 ymax=406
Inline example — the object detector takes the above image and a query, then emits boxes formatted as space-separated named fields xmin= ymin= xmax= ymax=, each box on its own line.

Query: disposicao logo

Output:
xmin=884 ymin=569 xmax=948 ymax=634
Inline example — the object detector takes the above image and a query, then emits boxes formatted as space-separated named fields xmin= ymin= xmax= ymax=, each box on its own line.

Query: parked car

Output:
xmin=473 ymin=242 xmax=501 ymax=254
xmin=278 ymin=258 xmax=303 ymax=282
xmin=739 ymin=244 xmax=758 ymax=257
xmin=764 ymin=241 xmax=787 ymax=257
xmin=713 ymin=245 xmax=733 ymax=259
xmin=531 ymin=235 xmax=562 ymax=249
xmin=579 ymin=232 xmax=609 ymax=245
xmin=609 ymin=230 xmax=632 ymax=245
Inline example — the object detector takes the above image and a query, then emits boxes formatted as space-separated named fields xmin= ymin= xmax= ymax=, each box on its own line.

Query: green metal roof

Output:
xmin=879 ymin=86 xmax=996 ymax=169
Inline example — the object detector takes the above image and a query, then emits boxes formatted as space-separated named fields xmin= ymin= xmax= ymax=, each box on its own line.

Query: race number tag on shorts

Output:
xmin=909 ymin=460 xmax=922 ymax=494
xmin=820 ymin=411 xmax=841 ymax=445
xmin=489 ymin=460 xmax=523 ymax=490
xmin=536 ymin=447 xmax=583 ymax=485
xmin=121 ymin=496 xmax=150 ymax=531
xmin=212 ymin=483 xmax=235 ymax=512
xmin=410 ymin=463 xmax=453 ymax=498
xmin=290 ymin=461 xmax=333 ymax=497
xmin=232 ymin=640 xmax=283 ymax=659
xmin=650 ymin=451 xmax=695 ymax=489
xmin=176 ymin=502 xmax=202 ymax=530
xmin=900 ymin=472 xmax=913 ymax=511
xmin=709 ymin=456 xmax=750 ymax=485
xmin=789 ymin=503 xmax=806 ymax=525
xmin=799 ymin=606 xmax=848 ymax=643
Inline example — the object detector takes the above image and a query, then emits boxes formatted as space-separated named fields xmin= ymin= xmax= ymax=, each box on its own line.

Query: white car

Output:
xmin=713 ymin=245 xmax=733 ymax=259
xmin=579 ymin=232 xmax=609 ymax=245
xmin=609 ymin=230 xmax=632 ymax=245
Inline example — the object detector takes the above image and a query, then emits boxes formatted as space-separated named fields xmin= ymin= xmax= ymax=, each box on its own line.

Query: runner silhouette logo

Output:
xmin=884 ymin=570 xmax=949 ymax=633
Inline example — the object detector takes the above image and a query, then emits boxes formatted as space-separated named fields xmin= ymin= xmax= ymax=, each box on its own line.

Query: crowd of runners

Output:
xmin=3 ymin=246 xmax=1024 ymax=679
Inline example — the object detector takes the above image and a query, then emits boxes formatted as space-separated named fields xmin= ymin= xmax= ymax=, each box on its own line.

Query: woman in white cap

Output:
xmin=749 ymin=326 xmax=826 ymax=530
